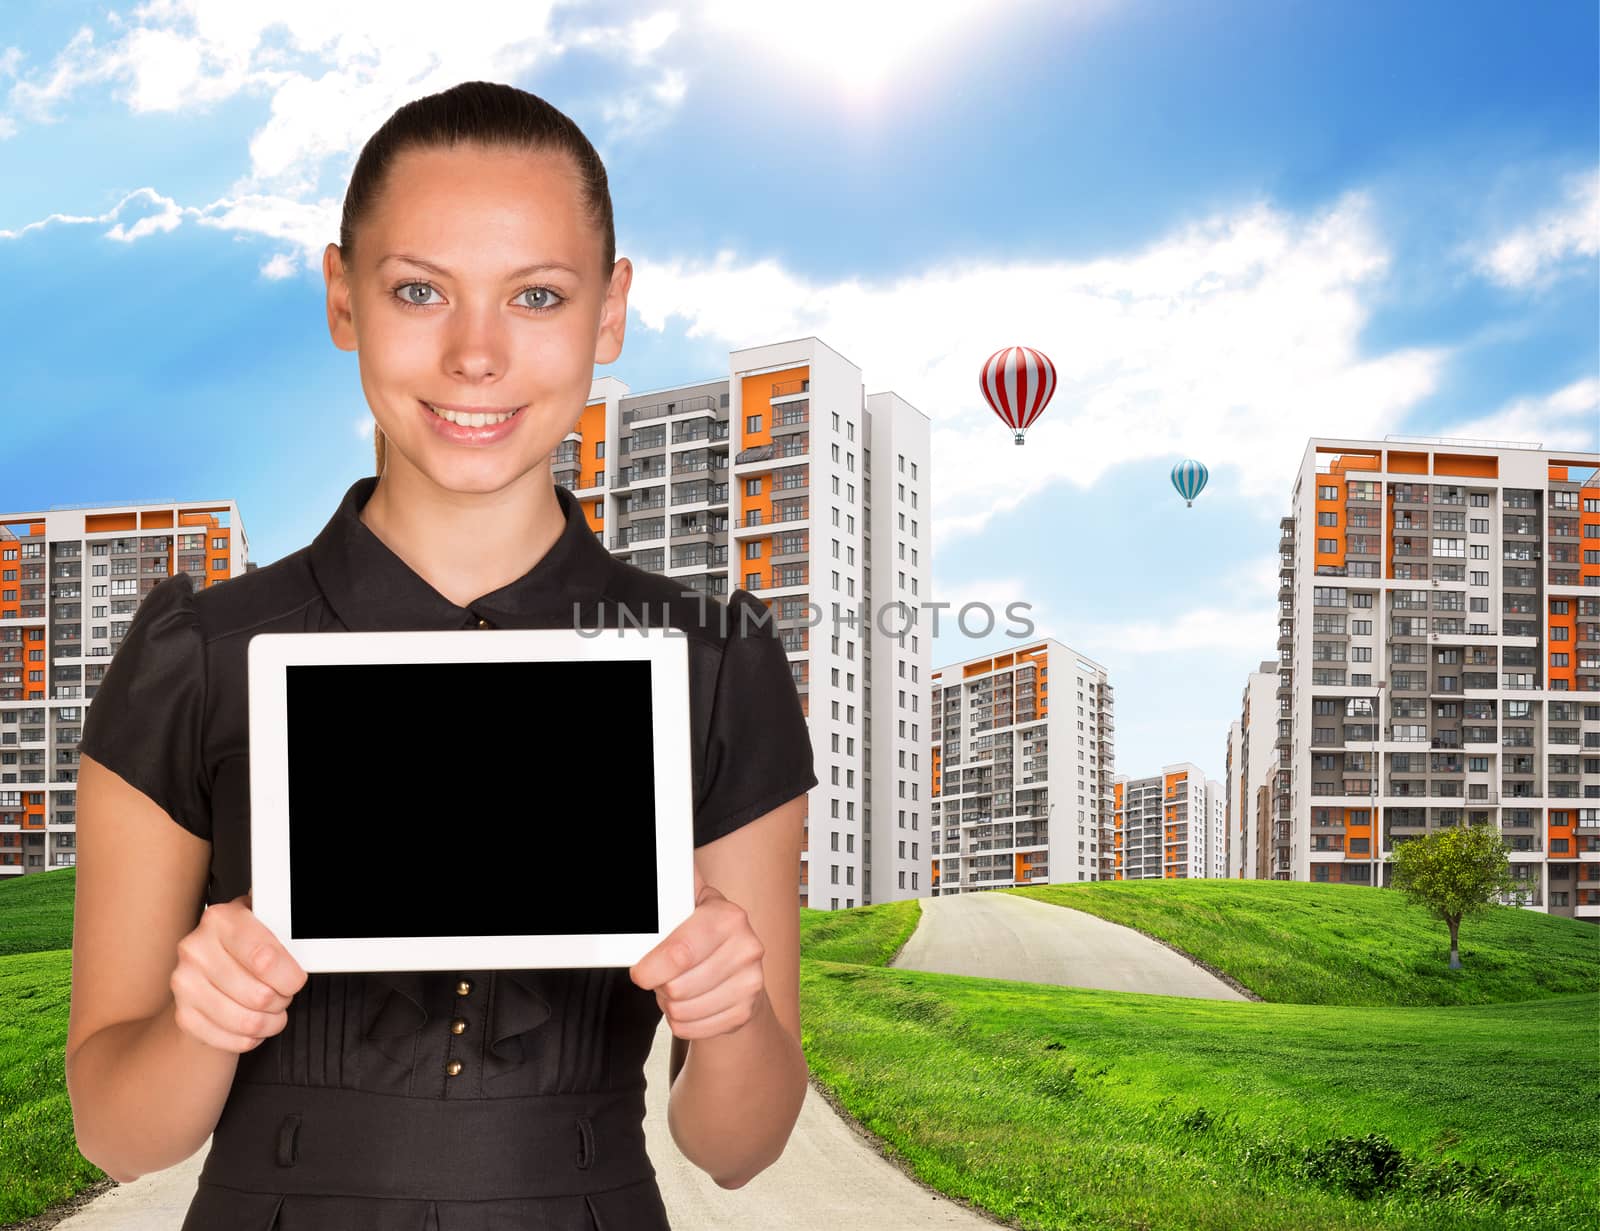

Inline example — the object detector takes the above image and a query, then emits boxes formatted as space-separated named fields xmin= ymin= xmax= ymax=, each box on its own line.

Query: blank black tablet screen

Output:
xmin=284 ymin=659 xmax=660 ymax=938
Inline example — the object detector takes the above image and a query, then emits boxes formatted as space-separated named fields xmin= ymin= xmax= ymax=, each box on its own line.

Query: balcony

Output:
xmin=751 ymin=569 xmax=809 ymax=592
xmin=732 ymin=503 xmax=811 ymax=535
xmin=671 ymin=455 xmax=728 ymax=478
xmin=770 ymin=406 xmax=810 ymax=436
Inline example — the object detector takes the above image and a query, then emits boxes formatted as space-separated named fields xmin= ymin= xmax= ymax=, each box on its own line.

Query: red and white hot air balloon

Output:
xmin=980 ymin=345 xmax=1056 ymax=445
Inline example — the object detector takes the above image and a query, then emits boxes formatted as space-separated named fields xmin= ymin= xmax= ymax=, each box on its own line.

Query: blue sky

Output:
xmin=2 ymin=0 xmax=1596 ymax=782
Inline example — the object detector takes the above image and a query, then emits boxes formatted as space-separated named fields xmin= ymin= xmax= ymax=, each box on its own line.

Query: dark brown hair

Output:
xmin=338 ymin=80 xmax=616 ymax=474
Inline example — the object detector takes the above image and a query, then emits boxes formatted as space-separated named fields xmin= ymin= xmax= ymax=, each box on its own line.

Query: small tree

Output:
xmin=1389 ymin=823 xmax=1531 ymax=970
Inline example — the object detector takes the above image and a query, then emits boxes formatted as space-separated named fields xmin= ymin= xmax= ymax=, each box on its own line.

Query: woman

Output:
xmin=65 ymin=80 xmax=817 ymax=1230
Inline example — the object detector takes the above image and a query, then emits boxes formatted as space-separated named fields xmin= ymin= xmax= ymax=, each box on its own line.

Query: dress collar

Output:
xmin=307 ymin=475 xmax=614 ymax=631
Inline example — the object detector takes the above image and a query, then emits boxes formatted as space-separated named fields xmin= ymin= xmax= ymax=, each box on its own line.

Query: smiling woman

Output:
xmin=65 ymin=79 xmax=816 ymax=1231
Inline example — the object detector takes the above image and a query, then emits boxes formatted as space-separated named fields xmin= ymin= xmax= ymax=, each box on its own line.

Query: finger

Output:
xmin=658 ymin=934 xmax=765 ymax=1012
xmin=632 ymin=924 xmax=714 ymax=991
xmin=216 ymin=907 xmax=308 ymax=998
xmin=172 ymin=997 xmax=267 ymax=1053
xmin=171 ymin=967 xmax=286 ymax=1050
xmin=180 ymin=933 xmax=294 ymax=1016
xmin=662 ymin=999 xmax=760 ymax=1041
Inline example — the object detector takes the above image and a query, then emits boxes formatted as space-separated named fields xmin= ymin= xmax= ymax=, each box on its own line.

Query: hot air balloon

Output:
xmin=1171 ymin=459 xmax=1208 ymax=507
xmin=980 ymin=346 xmax=1055 ymax=445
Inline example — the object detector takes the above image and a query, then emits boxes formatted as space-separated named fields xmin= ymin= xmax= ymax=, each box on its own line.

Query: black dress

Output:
xmin=77 ymin=475 xmax=818 ymax=1230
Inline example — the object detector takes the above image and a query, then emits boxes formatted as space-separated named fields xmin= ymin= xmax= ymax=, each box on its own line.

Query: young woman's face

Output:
xmin=325 ymin=141 xmax=629 ymax=491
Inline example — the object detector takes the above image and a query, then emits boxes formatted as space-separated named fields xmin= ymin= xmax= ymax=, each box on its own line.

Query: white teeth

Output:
xmin=427 ymin=403 xmax=521 ymax=427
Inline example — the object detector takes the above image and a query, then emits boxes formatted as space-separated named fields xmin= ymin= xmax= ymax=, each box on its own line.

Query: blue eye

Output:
xmin=391 ymin=281 xmax=566 ymax=314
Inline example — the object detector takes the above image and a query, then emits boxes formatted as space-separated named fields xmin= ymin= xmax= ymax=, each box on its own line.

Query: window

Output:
xmin=747 ymin=414 xmax=762 ymax=433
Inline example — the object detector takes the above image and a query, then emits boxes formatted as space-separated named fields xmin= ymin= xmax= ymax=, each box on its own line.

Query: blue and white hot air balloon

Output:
xmin=1170 ymin=459 xmax=1208 ymax=508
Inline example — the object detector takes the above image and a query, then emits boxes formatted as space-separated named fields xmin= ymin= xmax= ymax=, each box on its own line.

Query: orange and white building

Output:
xmin=930 ymin=641 xmax=1116 ymax=890
xmin=1112 ymin=763 xmax=1226 ymax=879
xmin=0 ymin=497 xmax=249 ymax=876
xmin=1272 ymin=436 xmax=1600 ymax=920
xmin=577 ymin=336 xmax=931 ymax=911
xmin=1225 ymin=662 xmax=1280 ymax=880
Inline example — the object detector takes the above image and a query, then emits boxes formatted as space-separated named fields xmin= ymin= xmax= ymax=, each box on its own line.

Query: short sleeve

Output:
xmin=78 ymin=573 xmax=211 ymax=840
xmin=693 ymin=589 xmax=819 ymax=847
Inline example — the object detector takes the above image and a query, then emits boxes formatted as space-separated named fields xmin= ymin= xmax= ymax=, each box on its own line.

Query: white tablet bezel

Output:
xmin=247 ymin=627 xmax=694 ymax=972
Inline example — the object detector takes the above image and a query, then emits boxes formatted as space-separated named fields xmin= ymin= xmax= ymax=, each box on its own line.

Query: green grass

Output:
xmin=6 ymin=872 xmax=1595 ymax=1228
xmin=0 ymin=949 xmax=105 ymax=1224
xmin=798 ymin=899 xmax=1599 ymax=1231
xmin=799 ymin=895 xmax=920 ymax=966
xmin=995 ymin=879 xmax=1600 ymax=1006
xmin=0 ymin=869 xmax=105 ymax=1225
xmin=0 ymin=867 xmax=76 ymax=957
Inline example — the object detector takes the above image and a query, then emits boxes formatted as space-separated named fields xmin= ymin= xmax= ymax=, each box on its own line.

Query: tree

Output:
xmin=1389 ymin=824 xmax=1531 ymax=970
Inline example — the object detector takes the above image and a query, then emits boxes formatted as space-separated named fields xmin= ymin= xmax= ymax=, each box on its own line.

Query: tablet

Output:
xmin=246 ymin=627 xmax=695 ymax=972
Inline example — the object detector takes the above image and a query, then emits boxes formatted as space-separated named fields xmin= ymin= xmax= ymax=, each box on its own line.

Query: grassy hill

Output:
xmin=6 ymin=869 xmax=1596 ymax=1228
xmin=799 ymin=897 xmax=1598 ymax=1230
xmin=0 ymin=870 xmax=102 ymax=1224
xmin=0 ymin=867 xmax=76 ymax=957
xmin=999 ymin=878 xmax=1600 ymax=1006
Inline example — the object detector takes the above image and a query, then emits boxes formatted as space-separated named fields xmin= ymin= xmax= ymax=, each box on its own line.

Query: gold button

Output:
xmin=477 ymin=618 xmax=491 ymax=628
xmin=445 ymin=1060 xmax=463 ymax=1077
xmin=456 ymin=978 xmax=473 ymax=996
xmin=450 ymin=1018 xmax=468 ymax=1035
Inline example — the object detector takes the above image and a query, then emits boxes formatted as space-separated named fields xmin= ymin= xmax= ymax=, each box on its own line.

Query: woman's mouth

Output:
xmin=418 ymin=399 xmax=527 ymax=443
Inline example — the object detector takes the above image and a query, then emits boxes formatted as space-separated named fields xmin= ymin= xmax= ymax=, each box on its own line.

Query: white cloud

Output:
xmin=1474 ymin=168 xmax=1600 ymax=290
xmin=1436 ymin=377 xmax=1600 ymax=454
xmin=696 ymin=0 xmax=1106 ymax=106
xmin=926 ymin=574 xmax=1042 ymax=637
xmin=624 ymin=191 xmax=1447 ymax=541
xmin=1 ymin=1 xmax=684 ymax=191
xmin=1076 ymin=603 xmax=1278 ymax=656
xmin=260 ymin=251 xmax=298 ymax=279
xmin=0 ymin=185 xmax=338 ymax=273
xmin=1038 ymin=554 xmax=1278 ymax=660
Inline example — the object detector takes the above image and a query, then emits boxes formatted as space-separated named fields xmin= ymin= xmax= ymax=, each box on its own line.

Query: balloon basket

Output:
xmin=1014 ymin=432 xmax=1024 ymax=445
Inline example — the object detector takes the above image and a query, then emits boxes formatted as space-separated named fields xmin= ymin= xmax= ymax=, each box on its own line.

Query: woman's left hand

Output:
xmin=629 ymin=863 xmax=770 ymax=1041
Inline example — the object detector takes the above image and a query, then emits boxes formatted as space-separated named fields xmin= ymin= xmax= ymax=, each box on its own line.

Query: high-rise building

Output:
xmin=931 ymin=640 xmax=1115 ymax=891
xmin=1225 ymin=661 xmax=1279 ymax=879
xmin=577 ymin=337 xmax=931 ymax=910
xmin=0 ymin=498 xmax=248 ymax=877
xmin=1112 ymin=762 xmax=1226 ymax=879
xmin=1274 ymin=437 xmax=1600 ymax=920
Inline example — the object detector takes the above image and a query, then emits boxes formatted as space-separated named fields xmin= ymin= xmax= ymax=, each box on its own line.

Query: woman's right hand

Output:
xmin=169 ymin=889 xmax=308 ymax=1053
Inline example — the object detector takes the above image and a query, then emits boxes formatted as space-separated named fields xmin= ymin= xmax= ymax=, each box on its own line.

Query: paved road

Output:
xmin=890 ymin=890 xmax=1249 ymax=1000
xmin=55 ymin=1014 xmax=1002 ymax=1230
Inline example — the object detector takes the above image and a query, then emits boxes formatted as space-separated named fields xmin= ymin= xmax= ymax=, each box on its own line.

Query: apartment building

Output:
xmin=0 ymin=498 xmax=248 ymax=877
xmin=1274 ymin=437 xmax=1600 ymax=920
xmin=573 ymin=337 xmax=931 ymax=911
xmin=1225 ymin=661 xmax=1279 ymax=879
xmin=1112 ymin=762 xmax=1226 ymax=879
xmin=931 ymin=641 xmax=1115 ymax=891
